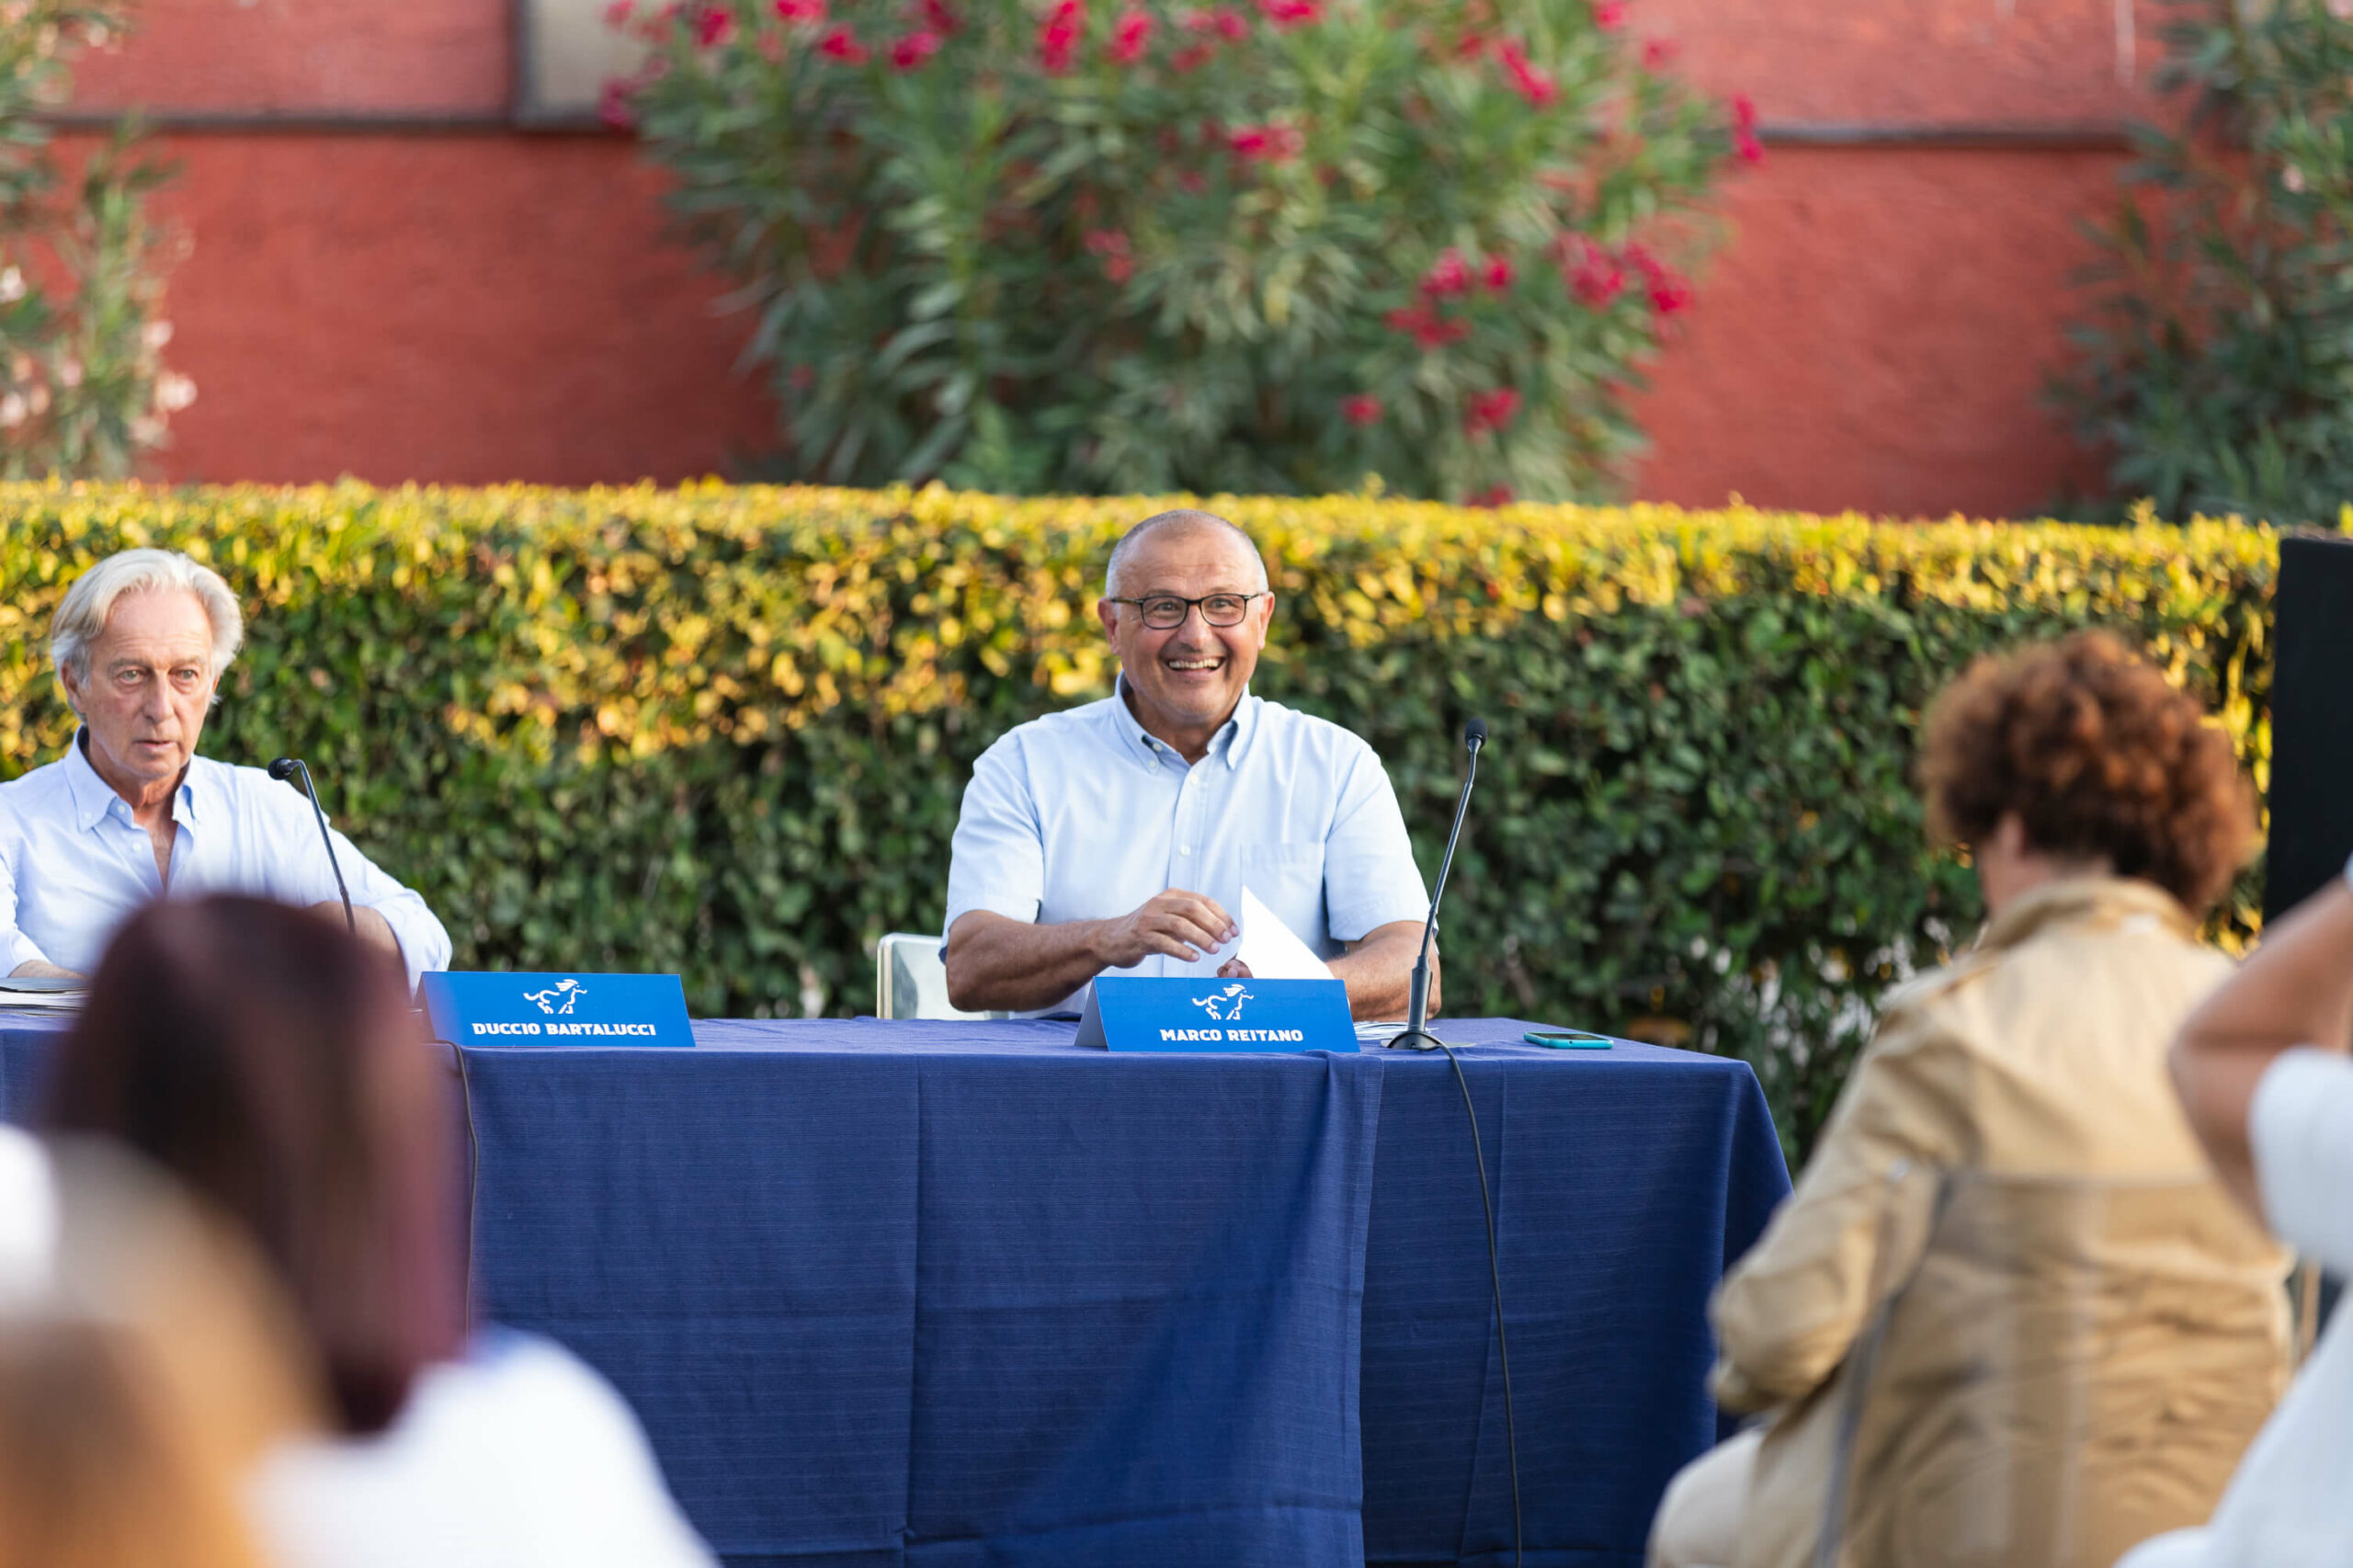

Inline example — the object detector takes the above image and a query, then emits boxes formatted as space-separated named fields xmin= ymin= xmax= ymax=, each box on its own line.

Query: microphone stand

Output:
xmin=269 ymin=756 xmax=357 ymax=936
xmin=1386 ymin=722 xmax=1483 ymax=1052
xmin=1375 ymin=719 xmax=1521 ymax=1566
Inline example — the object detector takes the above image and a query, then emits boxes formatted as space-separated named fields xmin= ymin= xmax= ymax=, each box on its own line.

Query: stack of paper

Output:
xmin=0 ymin=978 xmax=83 ymax=1014
xmin=1233 ymin=888 xmax=1336 ymax=981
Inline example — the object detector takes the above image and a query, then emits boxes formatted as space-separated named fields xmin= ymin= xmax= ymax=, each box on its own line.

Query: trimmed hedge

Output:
xmin=0 ymin=483 xmax=2273 ymax=1158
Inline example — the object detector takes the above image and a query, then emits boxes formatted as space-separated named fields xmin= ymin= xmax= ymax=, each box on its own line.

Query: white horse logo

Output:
xmin=523 ymin=978 xmax=587 ymax=1016
xmin=1192 ymin=984 xmax=1252 ymax=1023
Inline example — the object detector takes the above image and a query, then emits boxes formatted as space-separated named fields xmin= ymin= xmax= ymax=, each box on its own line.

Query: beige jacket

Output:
xmin=1712 ymin=877 xmax=2290 ymax=1568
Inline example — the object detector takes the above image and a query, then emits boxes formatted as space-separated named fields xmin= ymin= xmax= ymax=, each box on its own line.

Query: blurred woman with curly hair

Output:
xmin=1647 ymin=631 xmax=2290 ymax=1568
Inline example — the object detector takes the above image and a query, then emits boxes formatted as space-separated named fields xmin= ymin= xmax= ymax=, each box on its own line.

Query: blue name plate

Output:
xmin=1075 ymin=976 xmax=1356 ymax=1053
xmin=418 ymin=971 xmax=695 ymax=1050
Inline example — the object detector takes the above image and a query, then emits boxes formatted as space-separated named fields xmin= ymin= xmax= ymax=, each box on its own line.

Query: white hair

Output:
xmin=50 ymin=548 xmax=244 ymax=686
xmin=1103 ymin=508 xmax=1270 ymax=597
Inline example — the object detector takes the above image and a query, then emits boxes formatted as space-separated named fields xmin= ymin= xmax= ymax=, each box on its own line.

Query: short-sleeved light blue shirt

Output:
xmin=0 ymin=733 xmax=452 ymax=990
xmin=943 ymin=685 xmax=1429 ymax=1011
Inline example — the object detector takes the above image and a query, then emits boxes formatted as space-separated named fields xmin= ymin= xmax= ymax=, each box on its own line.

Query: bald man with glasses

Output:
xmin=942 ymin=510 xmax=1433 ymax=1020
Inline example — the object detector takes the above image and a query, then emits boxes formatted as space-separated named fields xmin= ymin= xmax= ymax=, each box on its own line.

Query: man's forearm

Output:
xmin=2172 ymin=879 xmax=2353 ymax=1218
xmin=354 ymin=904 xmax=400 ymax=953
xmin=7 ymin=958 xmax=80 ymax=980
xmin=1328 ymin=921 xmax=1431 ymax=1021
xmin=945 ymin=913 xmax=1111 ymax=1013
xmin=321 ymin=902 xmax=404 ymax=967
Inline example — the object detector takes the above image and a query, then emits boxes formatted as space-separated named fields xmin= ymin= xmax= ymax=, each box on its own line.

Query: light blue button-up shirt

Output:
xmin=944 ymin=685 xmax=1430 ymax=1011
xmin=0 ymin=734 xmax=452 ymax=990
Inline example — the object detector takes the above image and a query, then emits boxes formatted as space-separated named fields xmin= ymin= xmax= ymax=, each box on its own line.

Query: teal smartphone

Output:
xmin=1525 ymin=1029 xmax=1612 ymax=1049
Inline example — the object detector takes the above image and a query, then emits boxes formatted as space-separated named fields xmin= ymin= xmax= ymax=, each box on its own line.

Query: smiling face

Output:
xmin=1097 ymin=521 xmax=1273 ymax=753
xmin=60 ymin=587 xmax=220 ymax=804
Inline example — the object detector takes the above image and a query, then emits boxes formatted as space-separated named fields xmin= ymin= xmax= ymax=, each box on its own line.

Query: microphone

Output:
xmin=269 ymin=756 xmax=357 ymax=936
xmin=1386 ymin=718 xmax=1486 ymax=1052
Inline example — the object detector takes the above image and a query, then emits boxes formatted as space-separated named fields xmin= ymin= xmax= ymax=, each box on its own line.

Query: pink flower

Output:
xmin=918 ymin=0 xmax=961 ymax=31
xmin=1592 ymin=0 xmax=1627 ymax=27
xmin=1176 ymin=168 xmax=1208 ymax=193
xmin=1230 ymin=122 xmax=1305 ymax=161
xmin=1464 ymin=387 xmax=1521 ymax=433
xmin=1108 ymin=7 xmax=1154 ymax=62
xmin=775 ymin=0 xmax=825 ymax=21
xmin=1482 ymin=255 xmax=1515 ymax=292
xmin=1567 ymin=242 xmax=1624 ymax=306
xmin=889 ymin=28 xmax=943 ymax=66
xmin=1256 ymin=0 xmax=1318 ymax=27
xmin=1172 ymin=40 xmax=1215 ymax=68
xmin=1038 ymin=0 xmax=1084 ymax=73
xmin=604 ymin=0 xmax=636 ymax=27
xmin=1452 ymin=30 xmax=1488 ymax=60
xmin=1467 ymin=483 xmax=1514 ymax=507
xmin=1385 ymin=302 xmax=1470 ymax=348
xmin=1420 ymin=248 xmax=1472 ymax=298
xmin=597 ymin=77 xmax=638 ymax=129
xmin=695 ymin=2 xmax=735 ymax=45
xmin=1730 ymin=93 xmax=1764 ymax=163
xmin=1625 ymin=243 xmax=1691 ymax=314
xmin=1185 ymin=6 xmax=1247 ymax=40
xmin=1085 ymin=228 xmax=1135 ymax=282
xmin=818 ymin=24 xmax=868 ymax=60
xmin=1641 ymin=36 xmax=1676 ymax=69
xmin=1341 ymin=394 xmax=1384 ymax=426
xmin=1496 ymin=40 xmax=1558 ymax=108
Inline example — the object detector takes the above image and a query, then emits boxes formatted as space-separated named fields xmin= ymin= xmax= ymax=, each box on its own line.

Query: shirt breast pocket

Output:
xmin=1243 ymin=844 xmax=1329 ymax=953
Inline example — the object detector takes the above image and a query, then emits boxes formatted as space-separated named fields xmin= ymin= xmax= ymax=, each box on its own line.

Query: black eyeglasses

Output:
xmin=1105 ymin=592 xmax=1267 ymax=630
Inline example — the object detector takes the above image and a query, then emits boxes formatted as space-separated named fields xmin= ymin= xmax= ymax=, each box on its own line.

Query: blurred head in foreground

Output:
xmin=43 ymin=895 xmax=464 ymax=1434
xmin=1920 ymin=630 xmax=2256 ymax=917
xmin=0 ymin=1314 xmax=269 ymax=1568
xmin=0 ymin=1132 xmax=317 ymax=1568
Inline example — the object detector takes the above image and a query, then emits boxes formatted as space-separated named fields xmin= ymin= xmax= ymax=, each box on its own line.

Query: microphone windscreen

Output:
xmin=1462 ymin=718 xmax=1488 ymax=748
xmin=267 ymin=756 xmax=300 ymax=781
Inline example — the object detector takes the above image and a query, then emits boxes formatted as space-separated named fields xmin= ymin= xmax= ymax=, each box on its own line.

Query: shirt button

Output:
xmin=1180 ymin=846 xmax=1193 ymax=856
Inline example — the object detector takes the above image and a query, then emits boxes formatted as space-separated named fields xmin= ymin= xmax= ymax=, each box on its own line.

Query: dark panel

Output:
xmin=2266 ymin=534 xmax=2353 ymax=922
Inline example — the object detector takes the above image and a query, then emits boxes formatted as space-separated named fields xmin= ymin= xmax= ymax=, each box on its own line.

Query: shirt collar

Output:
xmin=1974 ymin=874 xmax=2194 ymax=955
xmin=63 ymin=729 xmax=202 ymax=831
xmin=1108 ymin=676 xmax=1258 ymax=771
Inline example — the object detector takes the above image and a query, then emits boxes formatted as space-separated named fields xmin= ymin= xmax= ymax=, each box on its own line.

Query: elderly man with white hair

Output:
xmin=0 ymin=548 xmax=449 ymax=988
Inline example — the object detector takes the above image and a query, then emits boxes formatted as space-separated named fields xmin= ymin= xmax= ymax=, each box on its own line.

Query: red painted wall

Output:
xmin=70 ymin=0 xmax=2170 ymax=515
xmin=112 ymin=134 xmax=776 ymax=485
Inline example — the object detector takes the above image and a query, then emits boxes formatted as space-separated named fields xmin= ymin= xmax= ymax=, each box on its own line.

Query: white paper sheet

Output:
xmin=1235 ymin=887 xmax=1336 ymax=981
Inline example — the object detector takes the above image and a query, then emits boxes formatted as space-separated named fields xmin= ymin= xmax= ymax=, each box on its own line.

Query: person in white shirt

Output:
xmin=45 ymin=892 xmax=715 ymax=1568
xmin=942 ymin=509 xmax=1432 ymax=1019
xmin=248 ymin=1328 xmax=716 ymax=1568
xmin=2119 ymin=862 xmax=2353 ymax=1568
xmin=0 ymin=548 xmax=449 ymax=990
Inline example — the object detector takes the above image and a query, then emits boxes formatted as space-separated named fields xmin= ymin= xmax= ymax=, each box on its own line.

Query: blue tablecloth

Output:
xmin=0 ymin=1014 xmax=1790 ymax=1568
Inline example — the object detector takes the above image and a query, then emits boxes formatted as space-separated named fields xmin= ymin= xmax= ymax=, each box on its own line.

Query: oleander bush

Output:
xmin=0 ymin=483 xmax=2273 ymax=1159
xmin=2064 ymin=0 xmax=2353 ymax=525
xmin=610 ymin=0 xmax=1746 ymax=503
xmin=0 ymin=2 xmax=188 ymax=478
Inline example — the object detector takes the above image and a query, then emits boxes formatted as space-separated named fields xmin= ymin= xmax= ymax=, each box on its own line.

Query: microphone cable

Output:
xmin=1433 ymin=1039 xmax=1522 ymax=1568
xmin=447 ymin=1035 xmax=484 ymax=1330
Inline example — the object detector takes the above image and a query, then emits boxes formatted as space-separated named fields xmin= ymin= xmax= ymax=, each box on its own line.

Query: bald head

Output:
xmin=1103 ymin=510 xmax=1269 ymax=598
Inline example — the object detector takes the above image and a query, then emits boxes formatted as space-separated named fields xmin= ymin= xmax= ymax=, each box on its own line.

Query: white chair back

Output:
xmin=874 ymin=933 xmax=1010 ymax=1020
